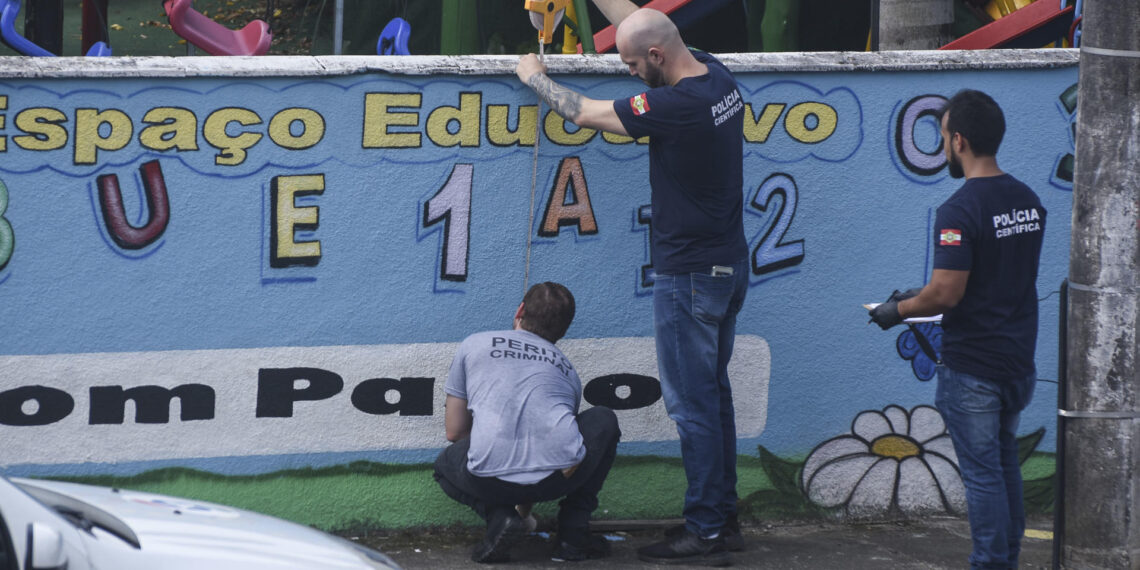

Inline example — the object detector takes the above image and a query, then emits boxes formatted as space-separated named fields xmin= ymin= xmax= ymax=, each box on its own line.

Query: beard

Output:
xmin=947 ymin=150 xmax=964 ymax=179
xmin=642 ymin=64 xmax=666 ymax=89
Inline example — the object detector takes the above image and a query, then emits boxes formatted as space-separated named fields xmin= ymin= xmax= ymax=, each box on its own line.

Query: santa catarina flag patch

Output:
xmin=630 ymin=93 xmax=650 ymax=115
xmin=940 ymin=229 xmax=962 ymax=246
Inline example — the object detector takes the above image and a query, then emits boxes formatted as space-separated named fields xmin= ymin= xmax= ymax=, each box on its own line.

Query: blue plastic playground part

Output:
xmin=1 ymin=0 xmax=53 ymax=56
xmin=1 ymin=0 xmax=111 ymax=56
xmin=377 ymin=17 xmax=410 ymax=55
xmin=85 ymin=41 xmax=112 ymax=57
xmin=1071 ymin=0 xmax=1083 ymax=47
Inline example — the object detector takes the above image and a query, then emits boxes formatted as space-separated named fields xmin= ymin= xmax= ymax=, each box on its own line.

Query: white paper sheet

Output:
xmin=863 ymin=303 xmax=943 ymax=323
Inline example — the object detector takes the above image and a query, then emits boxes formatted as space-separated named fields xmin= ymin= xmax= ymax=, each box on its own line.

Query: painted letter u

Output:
xmin=98 ymin=160 xmax=170 ymax=249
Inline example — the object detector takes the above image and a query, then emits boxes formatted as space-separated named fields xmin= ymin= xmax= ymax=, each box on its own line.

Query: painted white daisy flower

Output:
xmin=800 ymin=404 xmax=966 ymax=518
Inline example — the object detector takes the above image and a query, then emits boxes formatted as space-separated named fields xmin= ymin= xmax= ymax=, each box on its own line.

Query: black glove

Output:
xmin=867 ymin=288 xmax=919 ymax=330
xmin=896 ymin=287 xmax=923 ymax=302
xmin=869 ymin=300 xmax=902 ymax=330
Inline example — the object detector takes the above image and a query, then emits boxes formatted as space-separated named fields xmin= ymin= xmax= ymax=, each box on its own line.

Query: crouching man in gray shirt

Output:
xmin=434 ymin=282 xmax=621 ymax=564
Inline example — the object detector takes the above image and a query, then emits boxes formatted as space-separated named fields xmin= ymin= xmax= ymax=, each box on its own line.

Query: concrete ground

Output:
xmin=355 ymin=515 xmax=1055 ymax=569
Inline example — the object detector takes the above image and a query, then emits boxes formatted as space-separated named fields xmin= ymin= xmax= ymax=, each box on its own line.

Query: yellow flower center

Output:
xmin=870 ymin=435 xmax=921 ymax=460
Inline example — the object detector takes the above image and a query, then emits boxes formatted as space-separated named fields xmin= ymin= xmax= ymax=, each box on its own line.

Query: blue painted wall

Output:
xmin=0 ymin=57 xmax=1076 ymax=482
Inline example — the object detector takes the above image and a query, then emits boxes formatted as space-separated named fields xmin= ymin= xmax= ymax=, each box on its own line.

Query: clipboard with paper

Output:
xmin=862 ymin=304 xmax=943 ymax=323
xmin=864 ymin=303 xmax=943 ymax=364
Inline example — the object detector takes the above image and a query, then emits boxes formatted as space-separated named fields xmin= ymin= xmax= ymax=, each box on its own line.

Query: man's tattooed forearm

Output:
xmin=527 ymin=73 xmax=584 ymax=120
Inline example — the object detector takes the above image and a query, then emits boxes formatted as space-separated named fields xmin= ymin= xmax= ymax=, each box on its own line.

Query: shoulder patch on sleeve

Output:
xmin=939 ymin=229 xmax=962 ymax=246
xmin=630 ymin=93 xmax=651 ymax=116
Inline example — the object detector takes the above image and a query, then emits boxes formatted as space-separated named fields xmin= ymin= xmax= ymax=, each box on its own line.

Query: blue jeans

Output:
xmin=935 ymin=365 xmax=1036 ymax=570
xmin=653 ymin=259 xmax=748 ymax=538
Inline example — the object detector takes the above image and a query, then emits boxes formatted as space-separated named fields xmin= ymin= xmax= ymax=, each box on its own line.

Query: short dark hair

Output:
xmin=519 ymin=282 xmax=575 ymax=343
xmin=940 ymin=89 xmax=1005 ymax=157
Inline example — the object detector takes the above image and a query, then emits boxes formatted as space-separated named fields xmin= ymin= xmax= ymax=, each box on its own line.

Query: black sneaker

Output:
xmin=664 ymin=517 xmax=744 ymax=552
xmin=472 ymin=508 xmax=527 ymax=563
xmin=551 ymin=534 xmax=611 ymax=562
xmin=637 ymin=527 xmax=731 ymax=566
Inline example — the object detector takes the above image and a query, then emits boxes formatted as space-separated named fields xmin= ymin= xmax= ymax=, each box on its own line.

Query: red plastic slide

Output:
xmin=590 ymin=0 xmax=732 ymax=54
xmin=940 ymin=1 xmax=1073 ymax=50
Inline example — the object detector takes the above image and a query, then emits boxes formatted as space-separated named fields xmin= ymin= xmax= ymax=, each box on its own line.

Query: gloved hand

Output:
xmin=867 ymin=288 xmax=921 ymax=330
xmin=896 ymin=287 xmax=923 ymax=302
xmin=869 ymin=300 xmax=902 ymax=330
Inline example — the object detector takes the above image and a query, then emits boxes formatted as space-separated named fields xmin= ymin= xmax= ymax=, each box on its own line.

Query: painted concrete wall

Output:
xmin=0 ymin=51 xmax=1077 ymax=528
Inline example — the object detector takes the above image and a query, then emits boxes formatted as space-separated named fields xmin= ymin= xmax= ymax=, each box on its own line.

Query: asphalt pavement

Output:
xmin=355 ymin=515 xmax=1055 ymax=569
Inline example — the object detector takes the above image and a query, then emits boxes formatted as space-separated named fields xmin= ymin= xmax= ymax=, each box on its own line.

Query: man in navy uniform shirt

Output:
xmin=870 ymin=89 xmax=1046 ymax=569
xmin=516 ymin=1 xmax=748 ymax=565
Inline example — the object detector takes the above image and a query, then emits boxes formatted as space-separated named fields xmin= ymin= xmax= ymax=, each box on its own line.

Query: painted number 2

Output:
xmin=750 ymin=173 xmax=804 ymax=275
xmin=422 ymin=163 xmax=472 ymax=282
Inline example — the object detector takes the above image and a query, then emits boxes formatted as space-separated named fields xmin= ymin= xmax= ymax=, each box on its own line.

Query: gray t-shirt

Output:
xmin=444 ymin=329 xmax=586 ymax=484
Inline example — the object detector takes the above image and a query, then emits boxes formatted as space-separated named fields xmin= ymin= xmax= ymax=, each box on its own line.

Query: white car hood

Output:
xmin=12 ymin=478 xmax=387 ymax=570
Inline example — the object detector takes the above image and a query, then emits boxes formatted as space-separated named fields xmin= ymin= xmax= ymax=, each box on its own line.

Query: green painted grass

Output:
xmin=55 ymin=456 xmax=768 ymax=530
xmin=52 ymin=452 xmax=1054 ymax=530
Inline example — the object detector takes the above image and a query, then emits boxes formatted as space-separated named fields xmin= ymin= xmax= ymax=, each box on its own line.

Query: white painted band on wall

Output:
xmin=0 ymin=336 xmax=769 ymax=467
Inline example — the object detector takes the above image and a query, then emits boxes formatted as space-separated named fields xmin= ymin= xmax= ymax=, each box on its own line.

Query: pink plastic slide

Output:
xmin=163 ymin=0 xmax=272 ymax=56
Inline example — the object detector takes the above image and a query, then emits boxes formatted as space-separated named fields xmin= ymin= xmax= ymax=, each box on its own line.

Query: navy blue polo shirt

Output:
xmin=933 ymin=174 xmax=1046 ymax=380
xmin=613 ymin=50 xmax=748 ymax=275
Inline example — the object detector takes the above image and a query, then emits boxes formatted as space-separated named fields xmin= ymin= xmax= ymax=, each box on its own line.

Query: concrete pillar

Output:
xmin=877 ymin=0 xmax=953 ymax=50
xmin=1060 ymin=0 xmax=1140 ymax=567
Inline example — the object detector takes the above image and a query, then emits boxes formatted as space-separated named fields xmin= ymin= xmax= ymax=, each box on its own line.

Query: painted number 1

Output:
xmin=422 ymin=164 xmax=472 ymax=282
xmin=750 ymin=173 xmax=804 ymax=275
xmin=0 ymin=179 xmax=13 ymax=271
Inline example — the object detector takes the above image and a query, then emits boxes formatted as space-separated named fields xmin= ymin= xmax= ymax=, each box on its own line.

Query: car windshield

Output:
xmin=0 ymin=507 xmax=15 ymax=570
xmin=13 ymin=482 xmax=140 ymax=550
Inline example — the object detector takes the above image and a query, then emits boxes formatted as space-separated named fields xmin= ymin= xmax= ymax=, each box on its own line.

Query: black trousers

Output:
xmin=433 ymin=406 xmax=620 ymax=541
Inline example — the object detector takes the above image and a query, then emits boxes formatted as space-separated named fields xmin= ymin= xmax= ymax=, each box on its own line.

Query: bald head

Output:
xmin=615 ymin=8 xmax=685 ymax=58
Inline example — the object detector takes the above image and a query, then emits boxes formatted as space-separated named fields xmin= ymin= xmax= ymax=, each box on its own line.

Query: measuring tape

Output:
xmin=520 ymin=0 xmax=571 ymax=293
xmin=525 ymin=0 xmax=571 ymax=44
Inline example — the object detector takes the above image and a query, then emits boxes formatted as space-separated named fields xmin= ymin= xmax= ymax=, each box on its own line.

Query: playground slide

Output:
xmin=940 ymin=0 xmax=1074 ymax=50
xmin=164 ymin=0 xmax=272 ymax=56
xmin=589 ymin=0 xmax=736 ymax=54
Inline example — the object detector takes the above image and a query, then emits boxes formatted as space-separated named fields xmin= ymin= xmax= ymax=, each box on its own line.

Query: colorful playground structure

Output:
xmin=0 ymin=0 xmax=277 ymax=57
xmin=568 ymin=0 xmax=1080 ymax=54
xmin=0 ymin=0 xmax=110 ymax=56
xmin=163 ymin=0 xmax=273 ymax=56
xmin=941 ymin=0 xmax=1077 ymax=49
xmin=0 ymin=0 xmax=1084 ymax=58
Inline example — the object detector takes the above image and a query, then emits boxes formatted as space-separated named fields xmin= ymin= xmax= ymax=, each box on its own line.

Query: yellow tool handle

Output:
xmin=524 ymin=0 xmax=573 ymax=44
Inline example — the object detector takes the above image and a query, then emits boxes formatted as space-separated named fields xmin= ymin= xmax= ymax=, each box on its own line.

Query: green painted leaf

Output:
xmin=1017 ymin=427 xmax=1046 ymax=466
xmin=758 ymin=445 xmax=804 ymax=497
xmin=1022 ymin=475 xmax=1055 ymax=514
